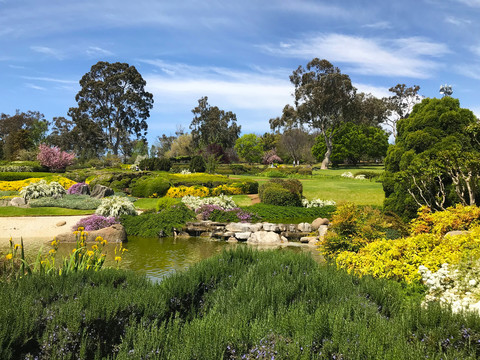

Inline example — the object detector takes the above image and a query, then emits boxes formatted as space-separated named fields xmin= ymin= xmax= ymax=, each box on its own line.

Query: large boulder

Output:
xmin=56 ymin=224 xmax=127 ymax=243
xmin=76 ymin=184 xmax=91 ymax=195
xmin=90 ymin=184 xmax=114 ymax=199
xmin=247 ymin=231 xmax=284 ymax=245
xmin=10 ymin=197 xmax=27 ymax=207
xmin=311 ymin=218 xmax=329 ymax=230
xmin=262 ymin=223 xmax=280 ymax=232
xmin=297 ymin=222 xmax=312 ymax=232
xmin=225 ymin=222 xmax=262 ymax=233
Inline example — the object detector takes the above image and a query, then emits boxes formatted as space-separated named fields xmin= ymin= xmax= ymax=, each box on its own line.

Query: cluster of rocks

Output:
xmin=7 ymin=184 xmax=114 ymax=208
xmin=180 ymin=217 xmax=330 ymax=246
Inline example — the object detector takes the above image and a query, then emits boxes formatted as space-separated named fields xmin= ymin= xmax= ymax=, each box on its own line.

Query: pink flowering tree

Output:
xmin=262 ymin=150 xmax=283 ymax=165
xmin=37 ymin=144 xmax=75 ymax=171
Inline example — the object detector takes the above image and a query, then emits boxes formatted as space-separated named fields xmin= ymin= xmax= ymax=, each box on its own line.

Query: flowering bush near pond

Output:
xmin=19 ymin=180 xmax=66 ymax=200
xmin=95 ymin=196 xmax=137 ymax=217
xmin=73 ymin=214 xmax=120 ymax=231
xmin=181 ymin=194 xmax=237 ymax=210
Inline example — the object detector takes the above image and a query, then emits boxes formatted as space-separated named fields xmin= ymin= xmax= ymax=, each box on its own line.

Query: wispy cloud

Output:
xmin=363 ymin=21 xmax=392 ymax=29
xmin=456 ymin=0 xmax=480 ymax=7
xmin=86 ymin=46 xmax=114 ymax=57
xmin=21 ymin=76 xmax=77 ymax=85
xmin=454 ymin=63 xmax=480 ymax=80
xmin=445 ymin=16 xmax=472 ymax=26
xmin=470 ymin=45 xmax=480 ymax=56
xmin=30 ymin=46 xmax=64 ymax=59
xmin=25 ymin=83 xmax=47 ymax=91
xmin=260 ymin=34 xmax=449 ymax=78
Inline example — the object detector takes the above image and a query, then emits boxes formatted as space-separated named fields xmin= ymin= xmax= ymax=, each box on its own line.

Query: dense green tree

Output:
xmin=0 ymin=110 xmax=48 ymax=160
xmin=384 ymin=84 xmax=422 ymax=141
xmin=260 ymin=132 xmax=279 ymax=152
xmin=68 ymin=61 xmax=153 ymax=157
xmin=190 ymin=96 xmax=240 ymax=150
xmin=270 ymin=59 xmax=356 ymax=169
xmin=312 ymin=124 xmax=389 ymax=166
xmin=234 ymin=134 xmax=263 ymax=164
xmin=383 ymin=97 xmax=480 ymax=219
xmin=46 ymin=116 xmax=76 ymax=152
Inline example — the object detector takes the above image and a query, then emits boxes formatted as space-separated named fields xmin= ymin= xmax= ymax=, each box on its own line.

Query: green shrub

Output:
xmin=139 ymin=157 xmax=172 ymax=171
xmin=263 ymin=169 xmax=287 ymax=178
xmin=245 ymin=203 xmax=335 ymax=223
xmin=258 ymin=179 xmax=303 ymax=207
xmin=130 ymin=176 xmax=171 ymax=198
xmin=189 ymin=155 xmax=206 ymax=173
xmin=0 ymin=172 xmax=52 ymax=181
xmin=297 ymin=167 xmax=313 ymax=176
xmin=156 ymin=197 xmax=181 ymax=212
xmin=353 ymin=170 xmax=382 ymax=180
xmin=29 ymin=194 xmax=101 ymax=210
xmin=121 ymin=203 xmax=194 ymax=237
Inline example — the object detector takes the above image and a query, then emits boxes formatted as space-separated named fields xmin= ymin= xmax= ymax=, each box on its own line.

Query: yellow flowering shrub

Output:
xmin=336 ymin=225 xmax=480 ymax=283
xmin=166 ymin=185 xmax=210 ymax=198
xmin=411 ymin=204 xmax=480 ymax=236
xmin=210 ymin=184 xmax=243 ymax=196
xmin=0 ymin=176 xmax=76 ymax=192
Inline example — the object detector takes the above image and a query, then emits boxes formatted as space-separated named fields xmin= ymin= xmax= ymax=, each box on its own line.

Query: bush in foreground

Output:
xmin=2 ymin=248 xmax=480 ymax=359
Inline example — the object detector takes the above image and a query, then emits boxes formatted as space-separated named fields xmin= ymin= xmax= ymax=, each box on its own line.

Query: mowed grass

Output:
xmin=0 ymin=207 xmax=94 ymax=217
xmin=232 ymin=166 xmax=385 ymax=207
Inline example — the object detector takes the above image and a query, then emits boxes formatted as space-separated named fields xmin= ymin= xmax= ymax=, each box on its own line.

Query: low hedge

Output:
xmin=0 ymin=172 xmax=52 ymax=181
xmin=29 ymin=194 xmax=102 ymax=210
xmin=258 ymin=179 xmax=303 ymax=207
xmin=130 ymin=176 xmax=171 ymax=198
xmin=121 ymin=203 xmax=195 ymax=237
xmin=244 ymin=203 xmax=336 ymax=224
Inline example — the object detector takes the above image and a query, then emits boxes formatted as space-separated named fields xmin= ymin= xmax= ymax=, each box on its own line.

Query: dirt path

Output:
xmin=247 ymin=194 xmax=261 ymax=205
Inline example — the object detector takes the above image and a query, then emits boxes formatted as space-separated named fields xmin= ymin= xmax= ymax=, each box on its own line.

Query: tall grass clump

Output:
xmin=2 ymin=248 xmax=480 ymax=358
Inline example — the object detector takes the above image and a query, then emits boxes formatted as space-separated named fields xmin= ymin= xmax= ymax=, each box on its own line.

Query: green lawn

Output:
xmin=232 ymin=167 xmax=385 ymax=207
xmin=0 ymin=207 xmax=95 ymax=217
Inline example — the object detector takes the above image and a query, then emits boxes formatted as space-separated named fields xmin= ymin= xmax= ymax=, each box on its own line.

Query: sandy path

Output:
xmin=0 ymin=216 xmax=86 ymax=247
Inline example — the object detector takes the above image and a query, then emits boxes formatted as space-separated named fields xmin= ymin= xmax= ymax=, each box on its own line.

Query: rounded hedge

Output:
xmin=260 ymin=183 xmax=302 ymax=207
xmin=189 ymin=156 xmax=206 ymax=173
xmin=130 ymin=176 xmax=171 ymax=198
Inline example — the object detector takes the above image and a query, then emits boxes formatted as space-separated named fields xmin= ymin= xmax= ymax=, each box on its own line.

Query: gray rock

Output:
xmin=225 ymin=222 xmax=262 ymax=233
xmin=262 ymin=223 xmax=280 ymax=232
xmin=56 ymin=221 xmax=67 ymax=227
xmin=308 ymin=238 xmax=320 ymax=246
xmin=288 ymin=224 xmax=297 ymax=232
xmin=235 ymin=231 xmax=252 ymax=240
xmin=297 ymin=222 xmax=312 ymax=232
xmin=90 ymin=184 xmax=114 ymax=199
xmin=227 ymin=237 xmax=238 ymax=243
xmin=300 ymin=236 xmax=317 ymax=243
xmin=311 ymin=217 xmax=329 ymax=230
xmin=278 ymin=224 xmax=288 ymax=232
xmin=318 ymin=225 xmax=329 ymax=239
xmin=56 ymin=224 xmax=127 ymax=243
xmin=247 ymin=231 xmax=283 ymax=245
xmin=281 ymin=236 xmax=289 ymax=243
xmin=10 ymin=197 xmax=27 ymax=207
xmin=77 ymin=184 xmax=90 ymax=195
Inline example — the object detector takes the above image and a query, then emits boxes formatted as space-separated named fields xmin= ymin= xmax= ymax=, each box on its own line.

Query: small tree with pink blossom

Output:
xmin=37 ymin=144 xmax=75 ymax=172
xmin=262 ymin=150 xmax=283 ymax=165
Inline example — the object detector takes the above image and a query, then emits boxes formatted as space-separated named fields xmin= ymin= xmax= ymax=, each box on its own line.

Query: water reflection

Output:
xmin=1 ymin=236 xmax=324 ymax=283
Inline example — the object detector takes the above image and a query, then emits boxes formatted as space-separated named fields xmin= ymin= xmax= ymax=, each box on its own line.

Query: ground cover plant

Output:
xmin=0 ymin=207 xmax=94 ymax=216
xmin=28 ymin=194 xmax=101 ymax=210
xmin=2 ymin=248 xmax=480 ymax=359
xmin=244 ymin=203 xmax=336 ymax=224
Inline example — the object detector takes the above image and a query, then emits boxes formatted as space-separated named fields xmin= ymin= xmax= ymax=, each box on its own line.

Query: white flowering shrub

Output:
xmin=181 ymin=194 xmax=236 ymax=210
xmin=95 ymin=196 xmax=137 ymax=217
xmin=20 ymin=180 xmax=66 ymax=200
xmin=419 ymin=263 xmax=480 ymax=314
xmin=341 ymin=171 xmax=354 ymax=178
xmin=180 ymin=169 xmax=192 ymax=175
xmin=302 ymin=198 xmax=336 ymax=208
xmin=355 ymin=175 xmax=366 ymax=180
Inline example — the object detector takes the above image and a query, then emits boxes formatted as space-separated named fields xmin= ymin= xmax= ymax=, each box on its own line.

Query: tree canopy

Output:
xmin=383 ymin=97 xmax=480 ymax=218
xmin=234 ymin=134 xmax=262 ymax=164
xmin=68 ymin=61 xmax=153 ymax=158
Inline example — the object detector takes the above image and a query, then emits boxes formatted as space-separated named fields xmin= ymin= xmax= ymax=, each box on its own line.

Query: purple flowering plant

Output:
xmin=72 ymin=214 xmax=119 ymax=231
xmin=196 ymin=204 xmax=254 ymax=222
xmin=67 ymin=182 xmax=89 ymax=195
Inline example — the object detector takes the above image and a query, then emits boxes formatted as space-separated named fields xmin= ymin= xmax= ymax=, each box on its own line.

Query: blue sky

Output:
xmin=1 ymin=0 xmax=479 ymax=146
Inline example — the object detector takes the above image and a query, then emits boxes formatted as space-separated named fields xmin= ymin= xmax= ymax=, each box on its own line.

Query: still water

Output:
xmin=2 ymin=236 xmax=323 ymax=282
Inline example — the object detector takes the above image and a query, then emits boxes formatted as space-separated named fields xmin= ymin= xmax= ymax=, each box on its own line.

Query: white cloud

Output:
xmin=445 ymin=16 xmax=472 ymax=26
xmin=260 ymin=33 xmax=449 ymax=78
xmin=25 ymin=83 xmax=46 ymax=91
xmin=470 ymin=45 xmax=480 ymax=56
xmin=454 ymin=64 xmax=480 ymax=80
xmin=21 ymin=76 xmax=77 ymax=84
xmin=30 ymin=46 xmax=64 ymax=59
xmin=86 ymin=46 xmax=113 ymax=57
xmin=353 ymin=83 xmax=391 ymax=98
xmin=457 ymin=0 xmax=480 ymax=7
xmin=362 ymin=21 xmax=392 ymax=29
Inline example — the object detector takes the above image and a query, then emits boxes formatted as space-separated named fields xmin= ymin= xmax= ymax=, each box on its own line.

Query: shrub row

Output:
xmin=29 ymin=194 xmax=102 ymax=210
xmin=0 ymin=172 xmax=52 ymax=181
xmin=244 ymin=203 xmax=336 ymax=224
xmin=2 ymin=248 xmax=480 ymax=359
xmin=259 ymin=178 xmax=303 ymax=207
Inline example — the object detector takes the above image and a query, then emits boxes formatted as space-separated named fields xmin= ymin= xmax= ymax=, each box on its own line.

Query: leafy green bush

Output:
xmin=353 ymin=170 xmax=382 ymax=180
xmin=189 ymin=155 xmax=206 ymax=173
xmin=130 ymin=176 xmax=171 ymax=198
xmin=0 ymin=172 xmax=52 ymax=181
xmin=297 ymin=167 xmax=313 ymax=176
xmin=245 ymin=203 xmax=335 ymax=223
xmin=259 ymin=179 xmax=303 ymax=207
xmin=155 ymin=197 xmax=181 ymax=212
xmin=262 ymin=169 xmax=287 ymax=178
xmin=95 ymin=196 xmax=137 ymax=217
xmin=139 ymin=157 xmax=172 ymax=171
xmin=19 ymin=180 xmax=66 ymax=200
xmin=121 ymin=203 xmax=194 ymax=237
xmin=29 ymin=194 xmax=101 ymax=210
xmin=88 ymin=171 xmax=144 ymax=192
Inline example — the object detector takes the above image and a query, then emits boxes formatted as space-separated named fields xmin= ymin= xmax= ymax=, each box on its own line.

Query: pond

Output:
xmin=1 ymin=236 xmax=324 ymax=282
